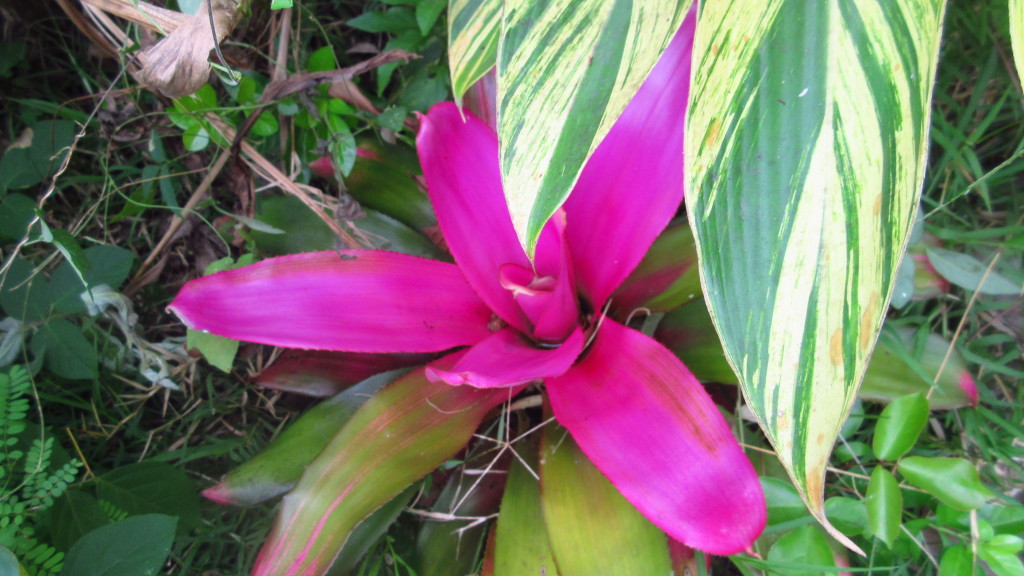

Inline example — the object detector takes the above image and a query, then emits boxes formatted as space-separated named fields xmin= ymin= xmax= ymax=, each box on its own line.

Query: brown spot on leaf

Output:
xmin=829 ymin=328 xmax=843 ymax=367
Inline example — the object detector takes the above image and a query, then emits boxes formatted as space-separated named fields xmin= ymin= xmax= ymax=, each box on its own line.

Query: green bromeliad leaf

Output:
xmin=685 ymin=0 xmax=946 ymax=550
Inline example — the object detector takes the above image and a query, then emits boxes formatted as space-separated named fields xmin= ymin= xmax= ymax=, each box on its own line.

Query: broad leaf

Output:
xmin=865 ymin=466 xmax=902 ymax=548
xmin=61 ymin=514 xmax=177 ymax=576
xmin=251 ymin=365 xmax=515 ymax=576
xmin=498 ymin=0 xmax=692 ymax=253
xmin=686 ymin=0 xmax=946 ymax=550
xmin=872 ymin=392 xmax=929 ymax=461
xmin=898 ymin=457 xmax=994 ymax=511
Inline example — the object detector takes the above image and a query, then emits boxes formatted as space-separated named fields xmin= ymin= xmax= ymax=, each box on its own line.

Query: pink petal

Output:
xmin=498 ymin=211 xmax=580 ymax=343
xmin=169 ymin=251 xmax=493 ymax=353
xmin=546 ymin=319 xmax=765 ymax=555
xmin=565 ymin=10 xmax=696 ymax=308
xmin=417 ymin=103 xmax=530 ymax=331
xmin=427 ymin=326 xmax=584 ymax=388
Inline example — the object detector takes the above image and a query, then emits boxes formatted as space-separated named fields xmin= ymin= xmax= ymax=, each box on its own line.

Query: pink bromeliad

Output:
xmin=170 ymin=10 xmax=765 ymax=555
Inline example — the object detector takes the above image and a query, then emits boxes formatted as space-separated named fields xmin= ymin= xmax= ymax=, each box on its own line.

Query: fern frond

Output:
xmin=22 ymin=437 xmax=53 ymax=483
xmin=98 ymin=499 xmax=128 ymax=522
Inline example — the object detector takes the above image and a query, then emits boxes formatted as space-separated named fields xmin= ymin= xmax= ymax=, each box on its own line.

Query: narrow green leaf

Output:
xmin=872 ymin=392 xmax=929 ymax=461
xmin=898 ymin=457 xmax=994 ymax=511
xmin=686 ymin=0 xmax=946 ymax=550
xmin=61 ymin=514 xmax=177 ymax=576
xmin=765 ymin=524 xmax=835 ymax=576
xmin=329 ymin=488 xmax=416 ymax=576
xmin=493 ymin=436 xmax=558 ymax=576
xmin=540 ymin=423 xmax=671 ymax=575
xmin=206 ymin=371 xmax=395 ymax=506
xmin=939 ymin=545 xmax=975 ymax=576
xmin=414 ymin=457 xmax=505 ymax=576
xmin=251 ymin=366 xmax=513 ymax=576
xmin=865 ymin=466 xmax=902 ymax=548
xmin=498 ymin=0 xmax=692 ymax=253
xmin=924 ymin=246 xmax=1022 ymax=295
xmin=448 ymin=0 xmax=500 ymax=105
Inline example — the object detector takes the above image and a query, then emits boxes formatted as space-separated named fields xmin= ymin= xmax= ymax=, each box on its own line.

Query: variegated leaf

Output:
xmin=1011 ymin=0 xmax=1024 ymax=87
xmin=448 ymin=0 xmax=500 ymax=105
xmin=498 ymin=0 xmax=692 ymax=254
xmin=685 ymin=0 xmax=946 ymax=550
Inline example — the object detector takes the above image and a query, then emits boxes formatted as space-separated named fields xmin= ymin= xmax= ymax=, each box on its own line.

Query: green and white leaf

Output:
xmin=685 ymin=0 xmax=946 ymax=551
xmin=1010 ymin=0 xmax=1024 ymax=89
xmin=497 ymin=0 xmax=692 ymax=254
xmin=448 ymin=0 xmax=500 ymax=104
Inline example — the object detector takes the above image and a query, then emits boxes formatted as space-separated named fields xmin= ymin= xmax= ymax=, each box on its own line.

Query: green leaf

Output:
xmin=30 ymin=318 xmax=97 ymax=380
xmin=186 ymin=329 xmax=239 ymax=373
xmin=762 ymin=477 xmax=808 ymax=527
xmin=765 ymin=524 xmax=835 ymax=576
xmin=447 ymin=0 xmax=500 ymax=105
xmin=415 ymin=0 xmax=445 ymax=35
xmin=413 ymin=457 xmax=503 ymax=576
xmin=898 ymin=457 xmax=994 ymax=511
xmin=207 ymin=371 xmax=395 ymax=506
xmin=49 ymin=245 xmax=136 ymax=314
xmin=0 ymin=120 xmax=75 ymax=191
xmin=861 ymin=327 xmax=976 ymax=410
xmin=250 ymin=366 xmax=511 ymax=575
xmin=270 ymin=0 xmax=292 ymax=9
xmin=50 ymin=490 xmax=111 ymax=551
xmin=686 ymin=0 xmax=946 ymax=550
xmin=498 ymin=0 xmax=692 ymax=254
xmin=824 ymin=496 xmax=867 ymax=537
xmin=61 ymin=514 xmax=176 ymax=576
xmin=872 ymin=392 xmax=929 ymax=461
xmin=95 ymin=461 xmax=201 ymax=533
xmin=924 ymin=246 xmax=1022 ymax=295
xmin=939 ymin=545 xmax=975 ymax=576
xmin=0 ymin=194 xmax=36 ymax=244
xmin=0 ymin=546 xmax=23 ymax=576
xmin=0 ymin=258 xmax=50 ymax=322
xmin=330 ymin=488 xmax=415 ymax=575
xmin=306 ymin=46 xmax=337 ymax=73
xmin=865 ymin=466 xmax=902 ymax=548
xmin=347 ymin=8 xmax=417 ymax=34
xmin=540 ymin=423 xmax=671 ymax=575
xmin=979 ymin=536 xmax=1024 ymax=576
xmin=493 ymin=436 xmax=558 ymax=576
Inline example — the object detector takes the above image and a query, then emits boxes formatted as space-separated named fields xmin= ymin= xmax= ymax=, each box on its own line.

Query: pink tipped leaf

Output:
xmin=426 ymin=326 xmax=583 ymax=388
xmin=546 ymin=319 xmax=765 ymax=555
xmin=252 ymin=360 xmax=520 ymax=576
xmin=255 ymin=350 xmax=436 ymax=397
xmin=417 ymin=103 xmax=531 ymax=332
xmin=170 ymin=251 xmax=493 ymax=353
xmin=564 ymin=9 xmax=696 ymax=308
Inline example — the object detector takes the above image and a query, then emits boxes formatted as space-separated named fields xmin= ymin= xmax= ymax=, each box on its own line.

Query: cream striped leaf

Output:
xmin=685 ymin=0 xmax=946 ymax=549
xmin=448 ymin=0 xmax=500 ymax=106
xmin=497 ymin=0 xmax=691 ymax=254
xmin=1011 ymin=0 xmax=1024 ymax=87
